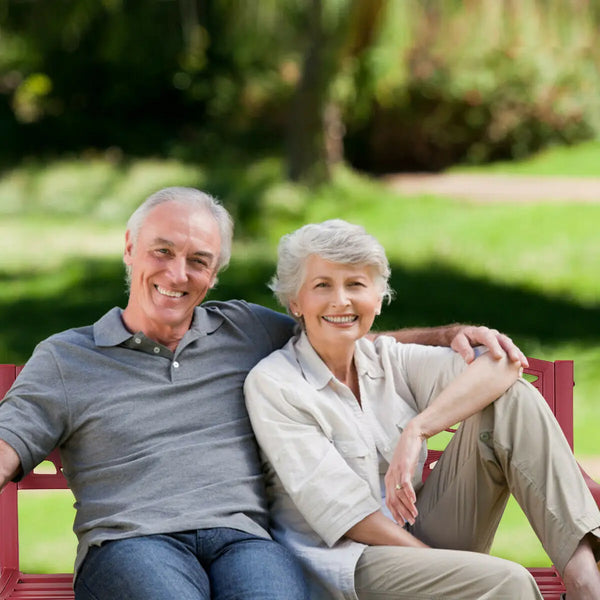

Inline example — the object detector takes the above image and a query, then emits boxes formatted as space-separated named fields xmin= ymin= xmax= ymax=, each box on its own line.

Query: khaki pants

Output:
xmin=355 ymin=378 xmax=600 ymax=600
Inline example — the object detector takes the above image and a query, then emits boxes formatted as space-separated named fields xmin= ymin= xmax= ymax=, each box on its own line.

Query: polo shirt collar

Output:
xmin=93 ymin=307 xmax=133 ymax=347
xmin=293 ymin=331 xmax=384 ymax=390
xmin=93 ymin=305 xmax=224 ymax=348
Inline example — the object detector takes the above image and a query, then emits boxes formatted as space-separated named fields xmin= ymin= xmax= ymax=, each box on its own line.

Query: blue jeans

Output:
xmin=74 ymin=528 xmax=308 ymax=600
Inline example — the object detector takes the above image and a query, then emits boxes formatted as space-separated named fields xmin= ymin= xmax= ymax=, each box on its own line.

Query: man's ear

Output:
xmin=123 ymin=230 xmax=134 ymax=266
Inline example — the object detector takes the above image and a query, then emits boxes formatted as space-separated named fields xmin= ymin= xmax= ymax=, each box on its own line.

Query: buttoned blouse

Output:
xmin=244 ymin=332 xmax=466 ymax=599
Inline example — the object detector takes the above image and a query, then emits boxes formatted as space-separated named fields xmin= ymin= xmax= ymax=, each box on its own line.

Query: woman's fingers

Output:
xmin=386 ymin=480 xmax=418 ymax=525
xmin=396 ymin=482 xmax=418 ymax=524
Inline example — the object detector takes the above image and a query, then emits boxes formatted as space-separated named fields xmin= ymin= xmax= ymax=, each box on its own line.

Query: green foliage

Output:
xmin=346 ymin=0 xmax=600 ymax=171
xmin=2 ymin=0 xmax=600 ymax=173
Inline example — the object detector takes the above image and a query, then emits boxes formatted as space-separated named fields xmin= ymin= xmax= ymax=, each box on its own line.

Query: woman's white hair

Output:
xmin=124 ymin=187 xmax=233 ymax=287
xmin=270 ymin=219 xmax=393 ymax=318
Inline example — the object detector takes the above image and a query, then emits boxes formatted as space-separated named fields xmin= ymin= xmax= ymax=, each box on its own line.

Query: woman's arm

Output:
xmin=345 ymin=510 xmax=428 ymax=548
xmin=385 ymin=351 xmax=522 ymax=525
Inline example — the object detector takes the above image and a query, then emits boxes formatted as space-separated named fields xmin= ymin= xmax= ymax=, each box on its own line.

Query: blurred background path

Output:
xmin=384 ymin=173 xmax=600 ymax=203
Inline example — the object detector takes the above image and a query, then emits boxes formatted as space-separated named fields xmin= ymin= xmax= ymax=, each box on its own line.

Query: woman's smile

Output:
xmin=322 ymin=314 xmax=358 ymax=324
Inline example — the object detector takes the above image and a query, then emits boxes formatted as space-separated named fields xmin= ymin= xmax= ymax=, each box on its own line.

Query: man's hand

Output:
xmin=450 ymin=325 xmax=528 ymax=368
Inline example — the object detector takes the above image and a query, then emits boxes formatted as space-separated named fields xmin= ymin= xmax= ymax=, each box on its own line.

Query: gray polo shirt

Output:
xmin=0 ymin=300 xmax=295 ymax=577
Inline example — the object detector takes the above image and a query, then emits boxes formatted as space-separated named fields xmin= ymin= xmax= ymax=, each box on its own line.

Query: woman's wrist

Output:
xmin=404 ymin=417 xmax=430 ymax=442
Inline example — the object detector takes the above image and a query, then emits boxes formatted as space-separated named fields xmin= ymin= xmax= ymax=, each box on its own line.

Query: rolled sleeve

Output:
xmin=0 ymin=344 xmax=69 ymax=477
xmin=245 ymin=369 xmax=380 ymax=546
xmin=392 ymin=342 xmax=468 ymax=413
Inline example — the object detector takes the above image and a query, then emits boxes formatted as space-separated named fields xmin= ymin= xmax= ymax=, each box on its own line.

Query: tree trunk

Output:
xmin=286 ymin=0 xmax=332 ymax=186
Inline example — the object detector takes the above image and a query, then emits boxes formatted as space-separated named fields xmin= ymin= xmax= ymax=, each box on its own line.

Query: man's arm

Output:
xmin=0 ymin=439 xmax=22 ymax=489
xmin=369 ymin=323 xmax=528 ymax=368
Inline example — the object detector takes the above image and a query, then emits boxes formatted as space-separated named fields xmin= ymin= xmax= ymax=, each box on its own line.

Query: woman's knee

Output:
xmin=489 ymin=378 xmax=559 ymax=441
xmin=485 ymin=558 xmax=541 ymax=599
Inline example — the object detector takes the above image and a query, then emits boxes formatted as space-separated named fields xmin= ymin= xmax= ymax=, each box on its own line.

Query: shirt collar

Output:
xmin=93 ymin=305 xmax=224 ymax=348
xmin=293 ymin=332 xmax=334 ymax=390
xmin=292 ymin=331 xmax=385 ymax=390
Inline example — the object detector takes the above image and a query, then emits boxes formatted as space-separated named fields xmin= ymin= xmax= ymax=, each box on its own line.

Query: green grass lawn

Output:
xmin=2 ymin=143 xmax=599 ymax=573
xmin=450 ymin=139 xmax=600 ymax=177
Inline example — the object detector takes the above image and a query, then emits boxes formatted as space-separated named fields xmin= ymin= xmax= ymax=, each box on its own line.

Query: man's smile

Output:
xmin=155 ymin=285 xmax=185 ymax=298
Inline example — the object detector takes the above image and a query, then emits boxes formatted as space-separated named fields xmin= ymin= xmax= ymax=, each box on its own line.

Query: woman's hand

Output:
xmin=384 ymin=422 xmax=424 ymax=526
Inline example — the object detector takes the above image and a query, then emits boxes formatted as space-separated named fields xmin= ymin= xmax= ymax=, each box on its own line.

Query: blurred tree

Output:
xmin=287 ymin=0 xmax=386 ymax=186
xmin=1 ymin=0 xmax=599 ymax=177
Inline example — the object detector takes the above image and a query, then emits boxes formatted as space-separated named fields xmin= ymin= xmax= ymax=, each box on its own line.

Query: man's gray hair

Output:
xmin=124 ymin=187 xmax=234 ymax=286
xmin=270 ymin=219 xmax=393 ymax=317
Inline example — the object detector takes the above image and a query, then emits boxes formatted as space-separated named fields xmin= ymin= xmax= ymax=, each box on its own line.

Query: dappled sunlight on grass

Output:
xmin=0 ymin=216 xmax=124 ymax=276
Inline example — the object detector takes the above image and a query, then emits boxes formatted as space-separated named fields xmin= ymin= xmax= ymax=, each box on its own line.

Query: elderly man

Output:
xmin=0 ymin=187 xmax=526 ymax=600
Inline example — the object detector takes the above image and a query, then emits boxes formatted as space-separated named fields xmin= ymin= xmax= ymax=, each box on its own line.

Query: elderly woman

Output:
xmin=244 ymin=219 xmax=600 ymax=600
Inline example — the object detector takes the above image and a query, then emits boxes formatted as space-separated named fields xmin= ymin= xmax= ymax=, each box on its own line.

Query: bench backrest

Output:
xmin=0 ymin=358 xmax=575 ymax=574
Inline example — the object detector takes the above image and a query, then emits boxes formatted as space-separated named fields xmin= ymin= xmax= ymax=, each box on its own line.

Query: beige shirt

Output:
xmin=244 ymin=333 xmax=466 ymax=599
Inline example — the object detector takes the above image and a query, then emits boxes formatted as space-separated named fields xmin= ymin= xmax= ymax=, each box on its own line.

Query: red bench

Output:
xmin=0 ymin=360 xmax=598 ymax=599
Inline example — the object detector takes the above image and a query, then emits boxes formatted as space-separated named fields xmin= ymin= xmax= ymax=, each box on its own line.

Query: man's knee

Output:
xmin=75 ymin=535 xmax=209 ymax=600
xmin=210 ymin=536 xmax=308 ymax=600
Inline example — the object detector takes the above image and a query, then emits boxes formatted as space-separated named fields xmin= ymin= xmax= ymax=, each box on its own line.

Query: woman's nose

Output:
xmin=332 ymin=287 xmax=350 ymax=307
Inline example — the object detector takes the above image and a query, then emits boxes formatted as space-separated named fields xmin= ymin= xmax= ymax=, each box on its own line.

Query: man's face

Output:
xmin=123 ymin=201 xmax=221 ymax=335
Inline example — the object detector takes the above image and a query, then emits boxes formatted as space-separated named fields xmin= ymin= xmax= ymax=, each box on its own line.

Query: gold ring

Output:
xmin=395 ymin=483 xmax=402 ymax=490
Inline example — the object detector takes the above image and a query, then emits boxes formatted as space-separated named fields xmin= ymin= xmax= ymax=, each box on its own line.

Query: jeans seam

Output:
xmin=75 ymin=577 xmax=102 ymax=600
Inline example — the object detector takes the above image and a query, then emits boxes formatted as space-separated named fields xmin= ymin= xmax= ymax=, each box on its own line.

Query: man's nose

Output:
xmin=168 ymin=257 xmax=188 ymax=283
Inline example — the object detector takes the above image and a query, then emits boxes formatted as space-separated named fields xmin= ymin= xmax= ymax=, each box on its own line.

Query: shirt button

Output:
xmin=134 ymin=337 xmax=142 ymax=344
xmin=153 ymin=347 xmax=160 ymax=354
xmin=172 ymin=361 xmax=180 ymax=369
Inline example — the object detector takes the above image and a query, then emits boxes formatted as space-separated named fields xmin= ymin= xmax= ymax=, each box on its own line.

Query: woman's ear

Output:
xmin=289 ymin=299 xmax=301 ymax=318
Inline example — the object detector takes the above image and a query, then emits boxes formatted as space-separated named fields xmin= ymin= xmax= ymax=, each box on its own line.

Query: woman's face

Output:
xmin=289 ymin=254 xmax=383 ymax=351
